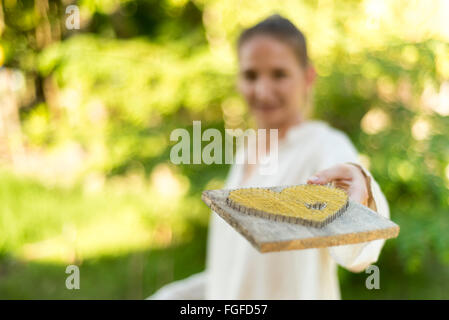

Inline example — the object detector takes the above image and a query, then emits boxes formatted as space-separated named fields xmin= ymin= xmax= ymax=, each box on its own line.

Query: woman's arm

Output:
xmin=308 ymin=162 xmax=390 ymax=272
xmin=307 ymin=130 xmax=390 ymax=273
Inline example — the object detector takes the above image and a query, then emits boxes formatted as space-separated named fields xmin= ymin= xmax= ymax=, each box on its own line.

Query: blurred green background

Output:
xmin=1 ymin=0 xmax=449 ymax=299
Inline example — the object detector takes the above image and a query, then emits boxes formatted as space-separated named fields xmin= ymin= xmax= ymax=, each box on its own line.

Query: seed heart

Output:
xmin=226 ymin=184 xmax=349 ymax=228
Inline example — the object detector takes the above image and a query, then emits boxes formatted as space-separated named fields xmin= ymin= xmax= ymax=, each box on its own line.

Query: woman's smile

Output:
xmin=253 ymin=103 xmax=281 ymax=111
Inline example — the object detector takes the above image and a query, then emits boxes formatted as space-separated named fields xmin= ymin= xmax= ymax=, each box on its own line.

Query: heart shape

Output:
xmin=226 ymin=184 xmax=349 ymax=228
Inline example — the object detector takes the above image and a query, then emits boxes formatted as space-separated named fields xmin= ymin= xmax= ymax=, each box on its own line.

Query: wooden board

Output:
xmin=202 ymin=186 xmax=400 ymax=253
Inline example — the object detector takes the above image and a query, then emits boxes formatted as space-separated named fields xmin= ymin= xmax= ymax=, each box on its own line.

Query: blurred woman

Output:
xmin=149 ymin=14 xmax=389 ymax=300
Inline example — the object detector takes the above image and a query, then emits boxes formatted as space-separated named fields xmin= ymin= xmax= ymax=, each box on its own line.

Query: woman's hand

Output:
xmin=307 ymin=163 xmax=370 ymax=206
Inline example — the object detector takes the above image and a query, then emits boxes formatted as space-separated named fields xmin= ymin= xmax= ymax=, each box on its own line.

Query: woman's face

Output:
xmin=238 ymin=35 xmax=314 ymax=129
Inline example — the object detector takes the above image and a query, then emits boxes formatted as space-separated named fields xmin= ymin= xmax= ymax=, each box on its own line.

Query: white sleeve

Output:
xmin=145 ymin=271 xmax=207 ymax=300
xmin=316 ymin=131 xmax=390 ymax=273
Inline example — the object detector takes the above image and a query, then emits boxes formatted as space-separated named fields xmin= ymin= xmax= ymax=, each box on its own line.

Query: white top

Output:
xmin=149 ymin=120 xmax=390 ymax=300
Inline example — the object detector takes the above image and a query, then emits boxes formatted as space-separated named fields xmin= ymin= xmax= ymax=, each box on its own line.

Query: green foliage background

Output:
xmin=0 ymin=0 xmax=448 ymax=299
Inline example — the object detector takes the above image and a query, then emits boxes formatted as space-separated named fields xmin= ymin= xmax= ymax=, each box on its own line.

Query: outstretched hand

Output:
xmin=307 ymin=163 xmax=369 ymax=206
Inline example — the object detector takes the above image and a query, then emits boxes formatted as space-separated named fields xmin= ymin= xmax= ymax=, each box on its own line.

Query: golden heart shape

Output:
xmin=226 ymin=184 xmax=349 ymax=228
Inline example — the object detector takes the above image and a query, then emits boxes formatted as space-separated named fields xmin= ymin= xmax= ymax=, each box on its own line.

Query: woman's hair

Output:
xmin=237 ymin=14 xmax=309 ymax=67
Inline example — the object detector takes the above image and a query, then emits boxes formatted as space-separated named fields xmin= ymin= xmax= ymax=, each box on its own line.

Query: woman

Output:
xmin=149 ymin=14 xmax=389 ymax=300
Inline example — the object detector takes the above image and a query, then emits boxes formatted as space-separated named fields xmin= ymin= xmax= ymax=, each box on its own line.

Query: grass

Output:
xmin=0 ymin=169 xmax=209 ymax=299
xmin=339 ymin=243 xmax=449 ymax=299
xmin=0 ymin=225 xmax=208 ymax=299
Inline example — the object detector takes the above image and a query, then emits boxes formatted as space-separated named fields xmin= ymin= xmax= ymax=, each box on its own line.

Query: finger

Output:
xmin=307 ymin=165 xmax=352 ymax=184
xmin=334 ymin=180 xmax=351 ymax=189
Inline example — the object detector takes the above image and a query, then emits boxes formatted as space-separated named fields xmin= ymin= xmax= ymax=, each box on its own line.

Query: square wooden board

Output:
xmin=201 ymin=186 xmax=400 ymax=253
